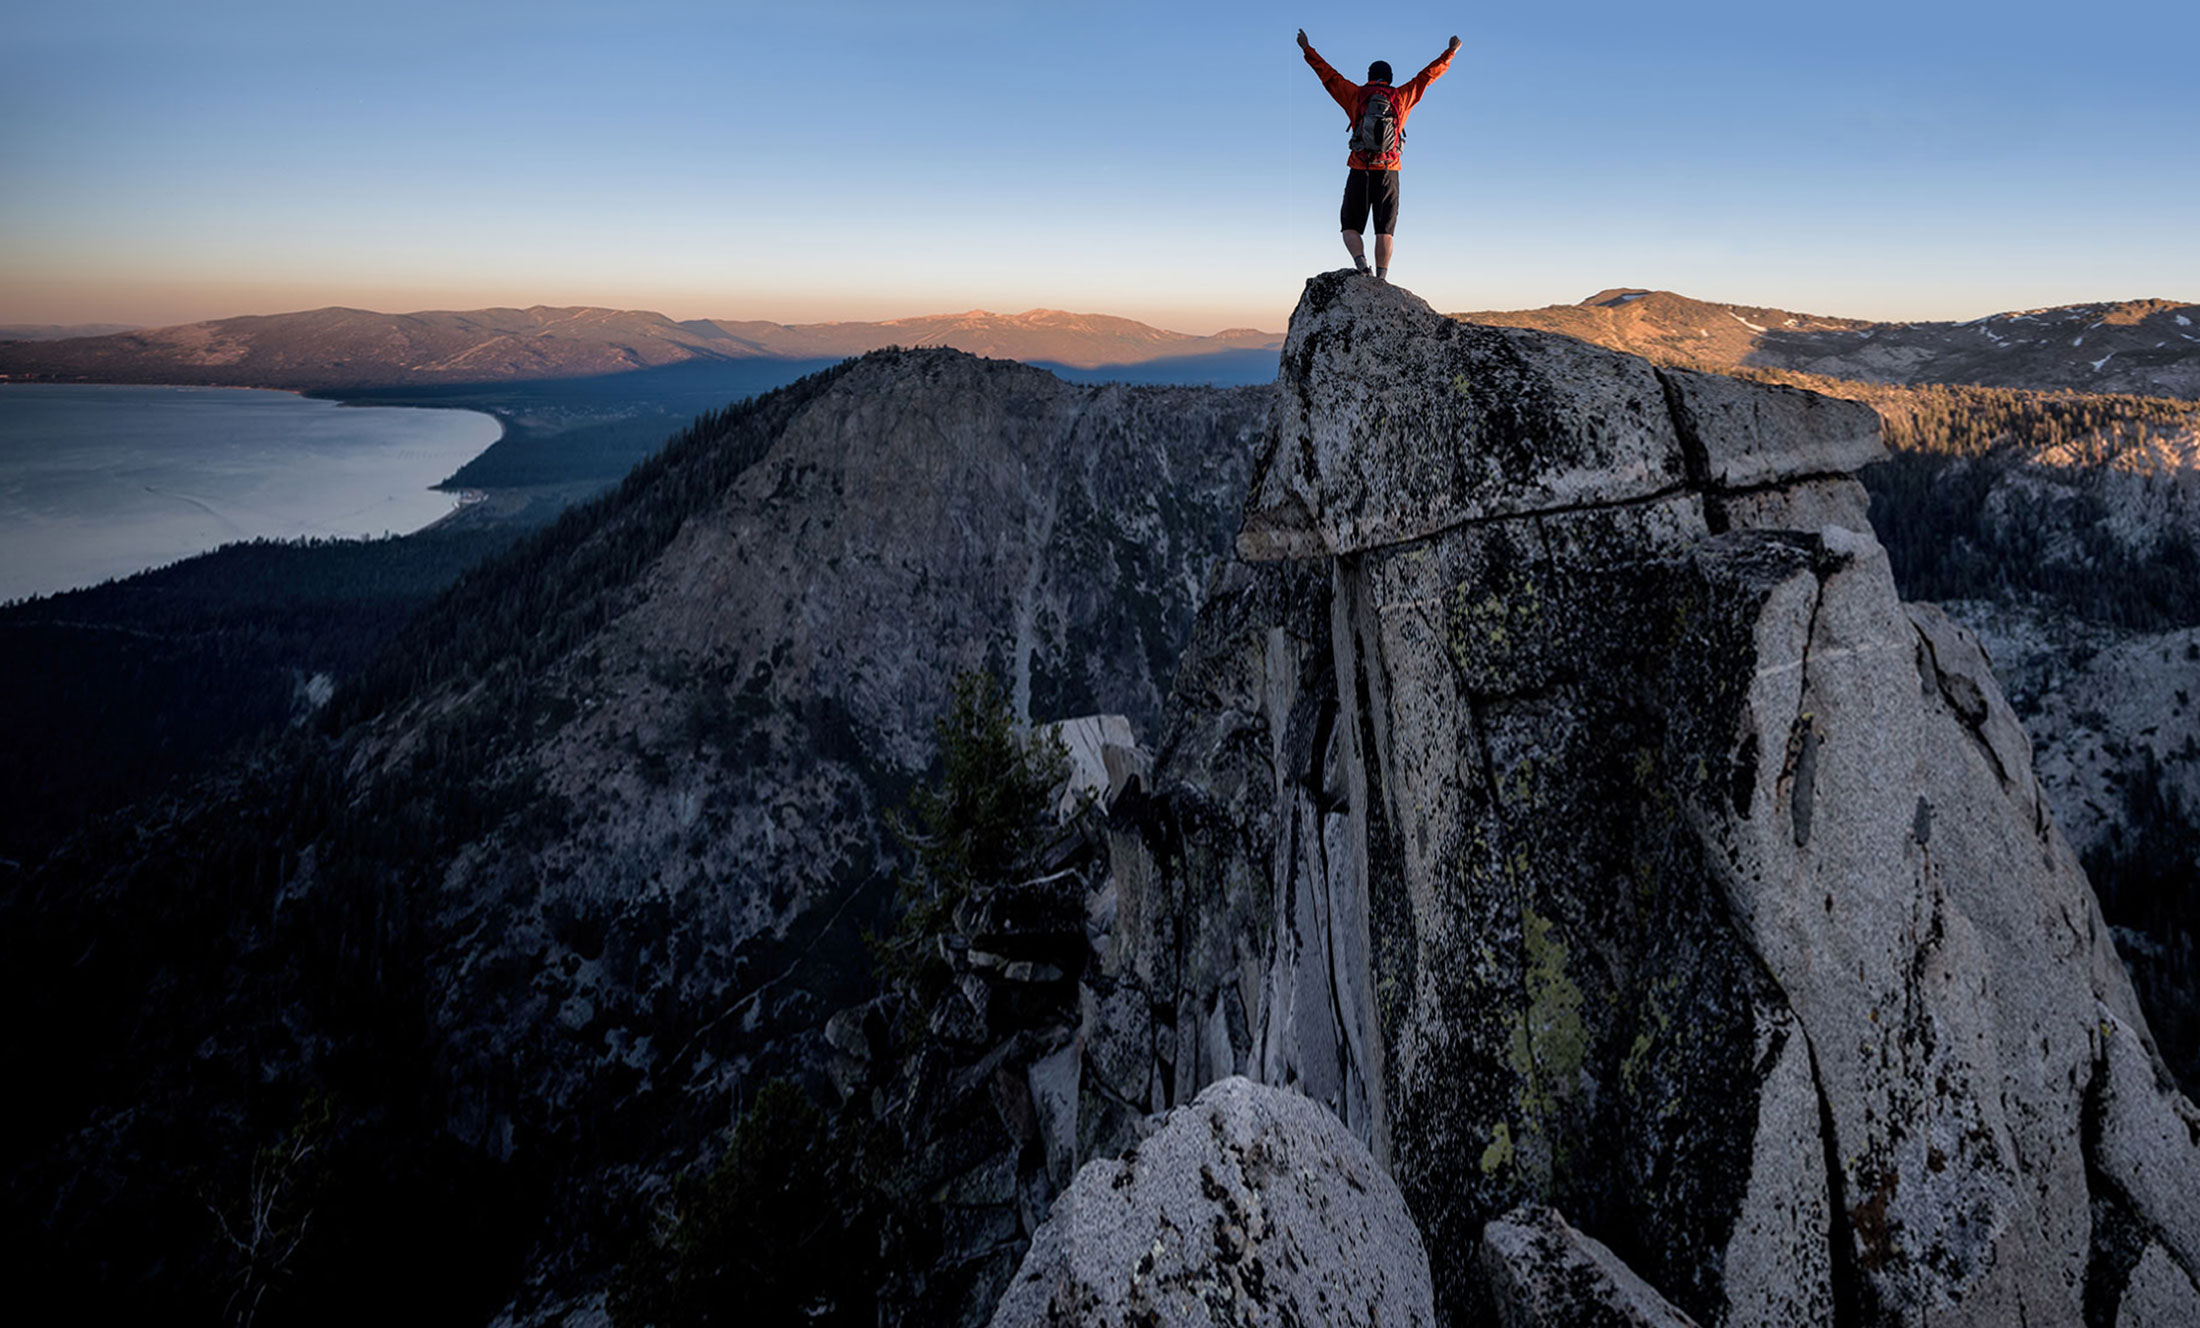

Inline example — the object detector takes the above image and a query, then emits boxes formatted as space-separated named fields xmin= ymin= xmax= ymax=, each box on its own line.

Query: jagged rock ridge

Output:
xmin=1044 ymin=272 xmax=2200 ymax=1325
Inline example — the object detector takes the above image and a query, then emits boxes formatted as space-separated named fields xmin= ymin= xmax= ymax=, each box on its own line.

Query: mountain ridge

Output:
xmin=0 ymin=304 xmax=1286 ymax=389
xmin=1458 ymin=288 xmax=2200 ymax=398
xmin=12 ymin=287 xmax=2200 ymax=397
xmin=1 ymin=347 xmax=1272 ymax=1322
xmin=0 ymin=322 xmax=142 ymax=342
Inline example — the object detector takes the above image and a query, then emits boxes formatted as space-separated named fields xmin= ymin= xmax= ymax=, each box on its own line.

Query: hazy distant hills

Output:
xmin=0 ymin=304 xmax=1284 ymax=390
xmin=700 ymin=308 xmax=1281 ymax=367
xmin=1458 ymin=288 xmax=2200 ymax=398
xmin=0 ymin=322 xmax=142 ymax=342
xmin=14 ymin=287 xmax=2200 ymax=399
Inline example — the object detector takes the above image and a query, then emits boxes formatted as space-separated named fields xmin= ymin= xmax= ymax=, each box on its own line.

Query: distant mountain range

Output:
xmin=10 ymin=288 xmax=2199 ymax=400
xmin=0 ymin=305 xmax=1284 ymax=390
xmin=0 ymin=322 xmax=142 ymax=342
xmin=1458 ymin=288 xmax=2200 ymax=399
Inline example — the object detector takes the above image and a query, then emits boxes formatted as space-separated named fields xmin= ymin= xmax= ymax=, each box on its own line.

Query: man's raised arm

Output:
xmin=1297 ymin=29 xmax=1360 ymax=116
xmin=1397 ymin=36 xmax=1462 ymax=108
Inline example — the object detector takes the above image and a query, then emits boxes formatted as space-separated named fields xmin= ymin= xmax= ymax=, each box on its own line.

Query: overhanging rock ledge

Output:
xmin=1037 ymin=270 xmax=2200 ymax=1327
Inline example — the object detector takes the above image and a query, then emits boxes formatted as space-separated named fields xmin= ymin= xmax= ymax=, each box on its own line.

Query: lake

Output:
xmin=0 ymin=383 xmax=501 ymax=603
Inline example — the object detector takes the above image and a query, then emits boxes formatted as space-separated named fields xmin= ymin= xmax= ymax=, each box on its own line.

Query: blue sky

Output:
xmin=2 ymin=0 xmax=2194 ymax=331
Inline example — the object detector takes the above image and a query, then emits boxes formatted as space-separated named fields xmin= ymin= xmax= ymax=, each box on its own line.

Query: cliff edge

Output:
xmin=1045 ymin=271 xmax=2200 ymax=1325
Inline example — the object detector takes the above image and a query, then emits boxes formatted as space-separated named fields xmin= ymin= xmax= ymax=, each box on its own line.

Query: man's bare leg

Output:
xmin=1342 ymin=230 xmax=1370 ymax=273
xmin=1375 ymin=233 xmax=1394 ymax=281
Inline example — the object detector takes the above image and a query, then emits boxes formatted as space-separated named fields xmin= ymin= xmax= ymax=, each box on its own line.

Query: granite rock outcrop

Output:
xmin=1479 ymin=1205 xmax=1701 ymax=1328
xmin=989 ymin=1075 xmax=1435 ymax=1328
xmin=1058 ymin=272 xmax=2200 ymax=1325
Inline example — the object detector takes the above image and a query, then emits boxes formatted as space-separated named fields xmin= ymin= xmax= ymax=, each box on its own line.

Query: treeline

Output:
xmin=2084 ymin=747 xmax=2200 ymax=1090
xmin=442 ymin=411 xmax=685 ymax=489
xmin=1730 ymin=366 xmax=2200 ymax=462
xmin=1715 ymin=368 xmax=2200 ymax=633
xmin=2 ymin=714 xmax=541 ymax=1324
xmin=0 ymin=527 xmax=520 ymax=864
xmin=1859 ymin=450 xmax=2200 ymax=632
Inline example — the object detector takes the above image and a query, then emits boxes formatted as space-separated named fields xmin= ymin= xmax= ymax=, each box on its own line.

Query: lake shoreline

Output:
xmin=1 ymin=375 xmax=512 ymax=490
xmin=0 ymin=383 xmax=505 ymax=602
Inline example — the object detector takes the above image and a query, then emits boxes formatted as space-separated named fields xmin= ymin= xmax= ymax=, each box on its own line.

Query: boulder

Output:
xmin=2093 ymin=1005 xmax=2200 ymax=1285
xmin=1042 ymin=714 xmax=1152 ymax=818
xmin=1657 ymin=365 xmax=1884 ymax=490
xmin=1479 ymin=1205 xmax=1700 ymax=1328
xmin=2115 ymin=1242 xmax=2200 ymax=1328
xmin=988 ymin=1076 xmax=1435 ymax=1328
xmin=1240 ymin=279 xmax=1689 ymax=559
xmin=1236 ymin=275 xmax=1883 ymax=563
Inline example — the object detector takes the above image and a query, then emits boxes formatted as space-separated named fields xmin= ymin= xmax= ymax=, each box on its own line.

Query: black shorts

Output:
xmin=1340 ymin=168 xmax=1400 ymax=236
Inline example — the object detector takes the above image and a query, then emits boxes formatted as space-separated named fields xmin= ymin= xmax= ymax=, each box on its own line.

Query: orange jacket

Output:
xmin=1303 ymin=42 xmax=1455 ymax=170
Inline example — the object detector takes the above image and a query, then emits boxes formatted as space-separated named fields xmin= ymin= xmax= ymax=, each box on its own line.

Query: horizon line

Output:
xmin=8 ymin=284 xmax=2200 ymax=341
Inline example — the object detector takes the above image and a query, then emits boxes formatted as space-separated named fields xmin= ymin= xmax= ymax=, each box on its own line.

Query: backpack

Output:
xmin=1350 ymin=86 xmax=1399 ymax=160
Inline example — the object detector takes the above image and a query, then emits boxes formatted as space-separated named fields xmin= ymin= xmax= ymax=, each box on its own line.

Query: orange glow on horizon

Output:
xmin=0 ymin=274 xmax=1298 ymax=340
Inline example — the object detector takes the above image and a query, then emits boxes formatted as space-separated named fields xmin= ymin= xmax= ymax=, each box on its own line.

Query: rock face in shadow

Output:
xmin=989 ymin=1076 xmax=1435 ymax=1328
xmin=1480 ymin=1205 xmax=1701 ymax=1328
xmin=1071 ymin=272 xmax=2200 ymax=1325
xmin=357 ymin=353 xmax=1269 ymax=1304
xmin=4 ymin=349 xmax=1270 ymax=1322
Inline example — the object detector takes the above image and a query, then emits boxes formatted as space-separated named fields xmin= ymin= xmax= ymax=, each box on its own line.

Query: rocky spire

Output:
xmin=1048 ymin=271 xmax=2200 ymax=1325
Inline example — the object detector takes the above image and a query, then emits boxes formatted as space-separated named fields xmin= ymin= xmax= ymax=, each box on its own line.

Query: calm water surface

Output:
xmin=0 ymin=383 xmax=500 ymax=602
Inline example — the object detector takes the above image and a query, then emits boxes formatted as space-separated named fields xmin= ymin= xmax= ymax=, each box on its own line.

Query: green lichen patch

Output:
xmin=1480 ymin=1120 xmax=1516 ymax=1174
xmin=1522 ymin=905 xmax=1589 ymax=1092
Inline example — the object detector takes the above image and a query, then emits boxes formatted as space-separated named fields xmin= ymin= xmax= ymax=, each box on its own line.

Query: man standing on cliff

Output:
xmin=1297 ymin=29 xmax=1460 ymax=282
